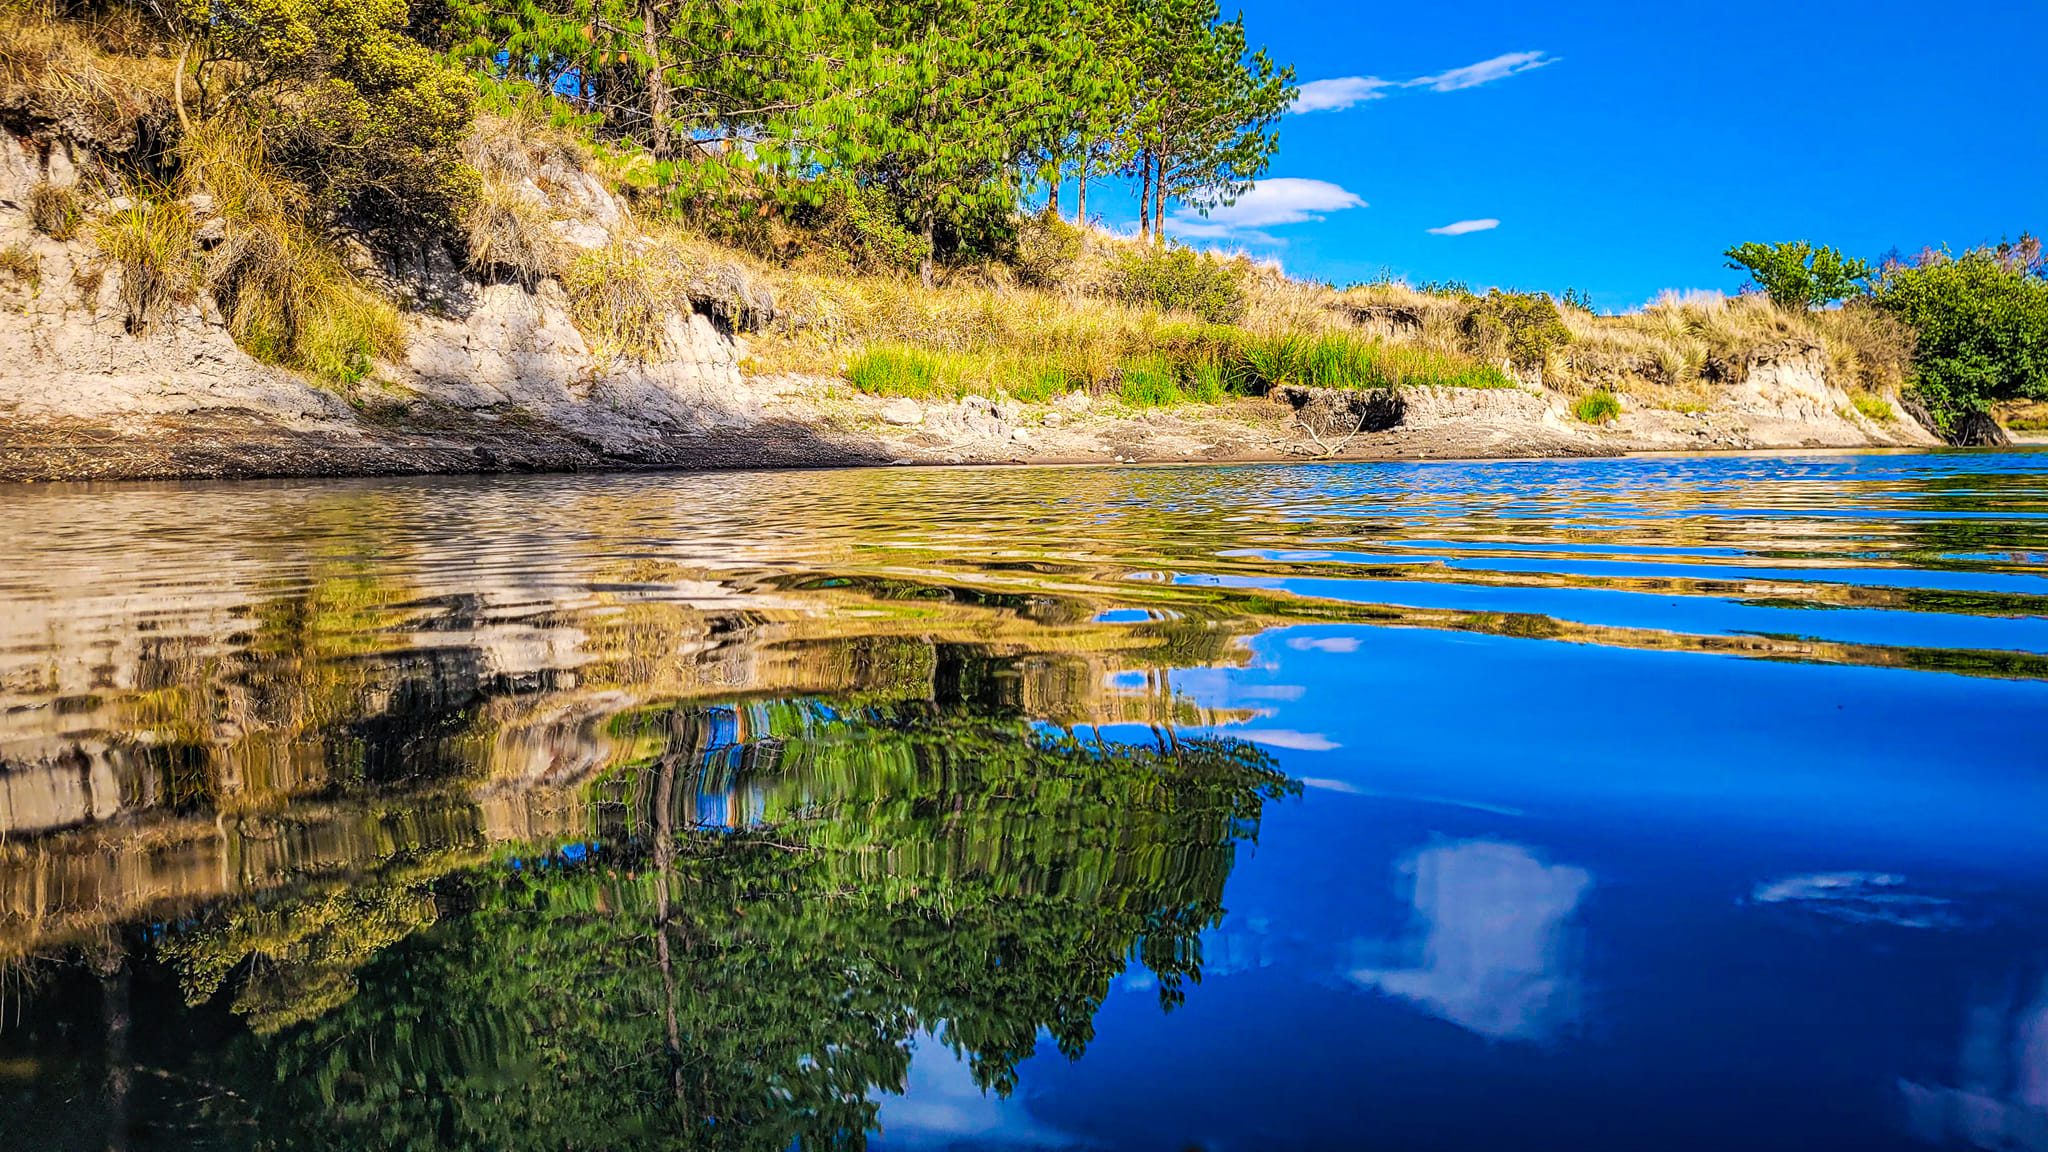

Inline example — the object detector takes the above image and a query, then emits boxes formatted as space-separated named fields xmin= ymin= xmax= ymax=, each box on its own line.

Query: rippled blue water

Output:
xmin=1 ymin=449 xmax=2045 ymax=1151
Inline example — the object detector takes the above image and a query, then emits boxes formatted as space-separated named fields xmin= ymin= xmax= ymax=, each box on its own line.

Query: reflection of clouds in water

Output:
xmin=875 ymin=1034 xmax=1086 ymax=1149
xmin=1350 ymin=840 xmax=1591 ymax=1042
xmin=1750 ymin=872 xmax=1960 ymax=930
xmin=1287 ymin=636 xmax=1361 ymax=654
xmin=1230 ymin=729 xmax=1341 ymax=751
xmin=1901 ymin=974 xmax=2048 ymax=1151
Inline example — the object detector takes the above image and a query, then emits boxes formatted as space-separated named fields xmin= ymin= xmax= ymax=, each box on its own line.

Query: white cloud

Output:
xmin=1293 ymin=76 xmax=1397 ymax=113
xmin=1411 ymin=50 xmax=1557 ymax=92
xmin=1165 ymin=177 xmax=1366 ymax=242
xmin=1427 ymin=218 xmax=1500 ymax=236
xmin=1231 ymin=729 xmax=1342 ymax=752
xmin=1291 ymin=51 xmax=1558 ymax=115
xmin=1350 ymin=840 xmax=1592 ymax=1043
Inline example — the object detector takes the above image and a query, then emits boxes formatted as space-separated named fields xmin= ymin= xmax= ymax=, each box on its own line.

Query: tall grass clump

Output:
xmin=846 ymin=345 xmax=958 ymax=399
xmin=91 ymin=196 xmax=200 ymax=334
xmin=1573 ymin=390 xmax=1623 ymax=424
xmin=180 ymin=122 xmax=402 ymax=384
xmin=1243 ymin=332 xmax=1512 ymax=391
xmin=1117 ymin=354 xmax=1186 ymax=407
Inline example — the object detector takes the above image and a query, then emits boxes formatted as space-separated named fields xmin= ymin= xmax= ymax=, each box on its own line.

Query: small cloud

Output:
xmin=1290 ymin=52 xmax=1558 ymax=116
xmin=1300 ymin=777 xmax=1363 ymax=794
xmin=1287 ymin=635 xmax=1361 ymax=653
xmin=1293 ymin=76 xmax=1397 ymax=113
xmin=1411 ymin=50 xmax=1558 ymax=92
xmin=1232 ymin=729 xmax=1341 ymax=752
xmin=1427 ymin=218 xmax=1500 ymax=236
xmin=1165 ymin=177 xmax=1366 ymax=242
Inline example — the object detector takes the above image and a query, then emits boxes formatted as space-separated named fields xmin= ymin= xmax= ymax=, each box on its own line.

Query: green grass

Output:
xmin=1241 ymin=332 xmax=1513 ymax=391
xmin=846 ymin=345 xmax=959 ymax=399
xmin=1849 ymin=390 xmax=1896 ymax=422
xmin=1116 ymin=355 xmax=1184 ymax=407
xmin=1573 ymin=390 xmax=1623 ymax=424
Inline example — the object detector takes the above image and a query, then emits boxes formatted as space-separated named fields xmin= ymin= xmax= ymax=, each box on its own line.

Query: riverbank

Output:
xmin=0 ymin=82 xmax=1940 ymax=484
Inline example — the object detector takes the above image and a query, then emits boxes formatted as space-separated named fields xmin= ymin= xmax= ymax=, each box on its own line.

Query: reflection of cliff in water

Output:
xmin=0 ymin=690 xmax=1294 ymax=1151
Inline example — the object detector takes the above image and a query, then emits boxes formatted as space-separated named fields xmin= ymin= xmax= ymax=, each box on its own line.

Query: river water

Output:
xmin=1 ymin=450 xmax=2045 ymax=1151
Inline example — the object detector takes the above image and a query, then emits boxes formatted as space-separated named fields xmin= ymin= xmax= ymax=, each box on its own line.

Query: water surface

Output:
xmin=2 ymin=451 xmax=2045 ymax=1150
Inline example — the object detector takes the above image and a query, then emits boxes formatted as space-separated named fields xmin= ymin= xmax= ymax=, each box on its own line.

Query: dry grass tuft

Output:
xmin=0 ymin=4 xmax=173 ymax=142
xmin=0 ymin=241 xmax=40 ymax=294
xmin=179 ymin=121 xmax=403 ymax=383
xmin=90 ymin=195 xmax=199 ymax=333
xmin=28 ymin=180 xmax=85 ymax=239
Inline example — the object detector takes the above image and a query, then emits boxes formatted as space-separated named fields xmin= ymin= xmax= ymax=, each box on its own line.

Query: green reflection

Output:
xmin=2 ymin=699 xmax=1292 ymax=1151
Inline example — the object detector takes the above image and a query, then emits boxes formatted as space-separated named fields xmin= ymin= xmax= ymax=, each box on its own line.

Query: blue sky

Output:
xmin=1069 ymin=1 xmax=2047 ymax=311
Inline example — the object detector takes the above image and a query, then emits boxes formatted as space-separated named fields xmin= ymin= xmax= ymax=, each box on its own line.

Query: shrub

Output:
xmin=1724 ymin=241 xmax=1872 ymax=309
xmin=1010 ymin=209 xmax=1081 ymax=288
xmin=91 ymin=197 xmax=200 ymax=334
xmin=564 ymin=238 xmax=682 ymax=362
xmin=1106 ymin=245 xmax=1245 ymax=324
xmin=176 ymin=0 xmax=477 ymax=247
xmin=28 ymin=180 xmax=83 ymax=240
xmin=1463 ymin=289 xmax=1571 ymax=373
xmin=1871 ymin=246 xmax=2048 ymax=434
xmin=1573 ymin=390 xmax=1623 ymax=424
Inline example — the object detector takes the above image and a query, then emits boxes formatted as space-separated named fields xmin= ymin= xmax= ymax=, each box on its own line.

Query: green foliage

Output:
xmin=1723 ymin=240 xmax=1873 ymax=309
xmin=1573 ymin=390 xmax=1623 ymax=424
xmin=846 ymin=344 xmax=957 ymax=399
xmin=1117 ymin=353 xmax=1185 ymax=406
xmin=1106 ymin=244 xmax=1246 ymax=323
xmin=177 ymin=0 xmax=477 ymax=245
xmin=1463 ymin=289 xmax=1572 ymax=372
xmin=155 ymin=701 xmax=1293 ymax=1149
xmin=1131 ymin=0 xmax=1295 ymax=233
xmin=1870 ymin=244 xmax=2048 ymax=433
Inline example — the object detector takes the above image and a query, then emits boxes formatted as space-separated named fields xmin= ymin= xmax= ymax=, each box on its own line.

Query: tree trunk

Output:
xmin=920 ymin=210 xmax=936 ymax=288
xmin=1138 ymin=152 xmax=1152 ymax=241
xmin=641 ymin=2 xmax=673 ymax=159
xmin=1077 ymin=166 xmax=1088 ymax=226
xmin=1152 ymin=154 xmax=1166 ymax=243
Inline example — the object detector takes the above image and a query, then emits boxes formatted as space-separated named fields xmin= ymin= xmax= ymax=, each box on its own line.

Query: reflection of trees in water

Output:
xmin=1 ymin=701 xmax=1292 ymax=1151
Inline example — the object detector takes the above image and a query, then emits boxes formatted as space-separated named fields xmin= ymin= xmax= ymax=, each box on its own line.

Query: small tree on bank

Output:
xmin=1723 ymin=240 xmax=1873 ymax=309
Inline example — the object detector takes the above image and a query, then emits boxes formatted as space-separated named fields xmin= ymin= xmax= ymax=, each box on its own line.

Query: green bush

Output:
xmin=1106 ymin=245 xmax=1245 ymax=324
xmin=1870 ymin=245 xmax=2048 ymax=434
xmin=1573 ymin=390 xmax=1623 ymax=424
xmin=1849 ymin=391 xmax=1896 ymax=422
xmin=176 ymin=0 xmax=477 ymax=246
xmin=1463 ymin=289 xmax=1571 ymax=372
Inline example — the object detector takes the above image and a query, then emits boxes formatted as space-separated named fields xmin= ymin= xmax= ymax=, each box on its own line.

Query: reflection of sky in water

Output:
xmin=1001 ymin=622 xmax=2048 ymax=1150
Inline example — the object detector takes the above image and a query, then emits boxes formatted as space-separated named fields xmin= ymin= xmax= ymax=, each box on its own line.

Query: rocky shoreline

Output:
xmin=1 ymin=128 xmax=1944 ymax=486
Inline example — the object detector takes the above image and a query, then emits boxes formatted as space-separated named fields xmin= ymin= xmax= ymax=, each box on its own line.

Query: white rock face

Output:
xmin=880 ymin=398 xmax=924 ymax=425
xmin=0 ymin=130 xmax=758 ymax=455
